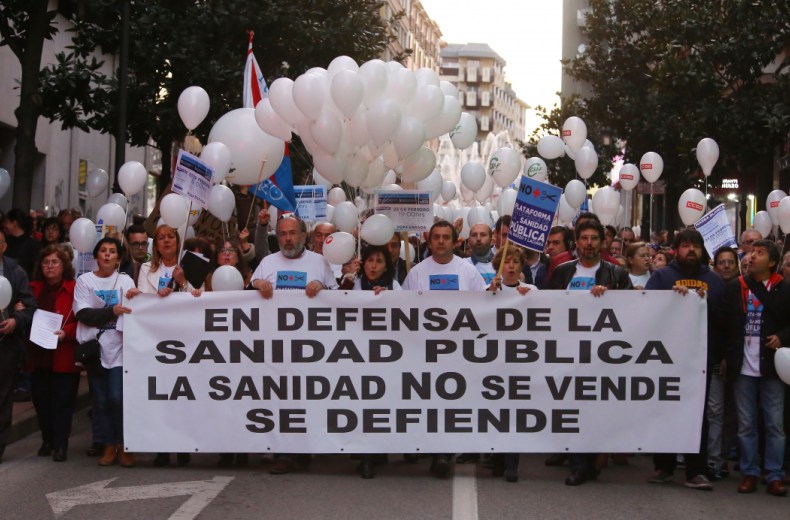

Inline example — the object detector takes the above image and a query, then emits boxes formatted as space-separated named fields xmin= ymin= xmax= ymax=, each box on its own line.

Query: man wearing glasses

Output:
xmin=738 ymin=229 xmax=762 ymax=260
xmin=125 ymin=225 xmax=151 ymax=285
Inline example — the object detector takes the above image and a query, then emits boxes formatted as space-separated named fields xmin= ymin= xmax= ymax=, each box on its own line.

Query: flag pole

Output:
xmin=245 ymin=158 xmax=267 ymax=230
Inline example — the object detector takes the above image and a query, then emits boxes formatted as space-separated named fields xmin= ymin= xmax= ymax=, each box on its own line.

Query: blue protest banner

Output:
xmin=508 ymin=177 xmax=562 ymax=252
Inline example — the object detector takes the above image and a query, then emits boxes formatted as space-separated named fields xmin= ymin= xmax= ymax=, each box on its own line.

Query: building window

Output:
xmin=481 ymin=91 xmax=490 ymax=106
xmin=482 ymin=67 xmax=491 ymax=82
xmin=466 ymin=91 xmax=477 ymax=107
xmin=481 ymin=116 xmax=490 ymax=132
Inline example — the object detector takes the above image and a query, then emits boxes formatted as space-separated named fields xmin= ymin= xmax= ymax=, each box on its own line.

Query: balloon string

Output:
xmin=245 ymin=159 xmax=267 ymax=230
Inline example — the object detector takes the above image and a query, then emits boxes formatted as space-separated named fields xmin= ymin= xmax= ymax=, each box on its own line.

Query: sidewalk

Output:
xmin=8 ymin=373 xmax=91 ymax=445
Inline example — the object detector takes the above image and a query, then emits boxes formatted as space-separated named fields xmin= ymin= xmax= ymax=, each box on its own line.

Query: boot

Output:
xmin=98 ymin=445 xmax=117 ymax=466
xmin=118 ymin=445 xmax=135 ymax=468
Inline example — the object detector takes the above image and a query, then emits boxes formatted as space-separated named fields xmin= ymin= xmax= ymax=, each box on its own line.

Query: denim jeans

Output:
xmin=706 ymin=370 xmax=726 ymax=471
xmin=88 ymin=366 xmax=124 ymax=445
xmin=734 ymin=374 xmax=786 ymax=483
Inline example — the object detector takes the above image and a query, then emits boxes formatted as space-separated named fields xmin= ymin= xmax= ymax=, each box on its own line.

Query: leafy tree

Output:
xmin=38 ymin=0 xmax=403 ymax=194
xmin=526 ymin=0 xmax=790 ymax=229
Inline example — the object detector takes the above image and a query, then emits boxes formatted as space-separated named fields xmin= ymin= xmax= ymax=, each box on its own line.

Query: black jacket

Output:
xmin=722 ymin=275 xmax=790 ymax=380
xmin=548 ymin=258 xmax=633 ymax=291
xmin=1 ymin=256 xmax=37 ymax=354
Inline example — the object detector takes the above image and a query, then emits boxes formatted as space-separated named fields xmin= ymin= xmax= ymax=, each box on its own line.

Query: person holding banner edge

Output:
xmin=548 ymin=218 xmax=632 ymax=486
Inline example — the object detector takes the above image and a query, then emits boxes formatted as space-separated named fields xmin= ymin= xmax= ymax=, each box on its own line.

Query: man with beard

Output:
xmin=249 ymin=215 xmax=337 ymax=474
xmin=644 ymin=228 xmax=725 ymax=490
xmin=723 ymin=240 xmax=790 ymax=496
xmin=465 ymin=223 xmax=496 ymax=285
xmin=548 ymin=219 xmax=632 ymax=485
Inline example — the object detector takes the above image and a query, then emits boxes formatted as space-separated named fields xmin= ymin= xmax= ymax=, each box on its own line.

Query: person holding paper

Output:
xmin=26 ymin=244 xmax=80 ymax=462
xmin=137 ymin=225 xmax=200 ymax=297
xmin=73 ymin=237 xmax=136 ymax=468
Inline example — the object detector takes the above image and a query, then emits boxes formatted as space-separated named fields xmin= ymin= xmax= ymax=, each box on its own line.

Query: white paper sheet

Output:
xmin=30 ymin=309 xmax=63 ymax=350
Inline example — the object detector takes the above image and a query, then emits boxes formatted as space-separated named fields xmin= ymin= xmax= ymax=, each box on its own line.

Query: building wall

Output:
xmin=0 ymin=0 xmax=150 ymax=218
xmin=381 ymin=0 xmax=442 ymax=72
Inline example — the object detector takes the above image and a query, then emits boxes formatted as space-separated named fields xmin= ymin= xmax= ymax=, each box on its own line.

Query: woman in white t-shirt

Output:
xmin=625 ymin=241 xmax=652 ymax=289
xmin=73 ymin=236 xmax=136 ymax=468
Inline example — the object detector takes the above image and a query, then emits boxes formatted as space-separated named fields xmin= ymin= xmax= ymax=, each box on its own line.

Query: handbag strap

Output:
xmin=742 ymin=275 xmax=782 ymax=322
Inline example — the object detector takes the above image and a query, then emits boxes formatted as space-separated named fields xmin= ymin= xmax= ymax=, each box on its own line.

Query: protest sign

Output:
xmin=508 ymin=177 xmax=562 ymax=252
xmin=374 ymin=190 xmax=433 ymax=233
xmin=125 ymin=290 xmax=706 ymax=454
xmin=173 ymin=150 xmax=214 ymax=208
xmin=694 ymin=203 xmax=737 ymax=258
xmin=293 ymin=185 xmax=327 ymax=222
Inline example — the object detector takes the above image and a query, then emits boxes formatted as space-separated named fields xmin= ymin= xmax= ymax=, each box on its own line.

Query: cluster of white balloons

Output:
xmin=758 ymin=189 xmax=790 ymax=236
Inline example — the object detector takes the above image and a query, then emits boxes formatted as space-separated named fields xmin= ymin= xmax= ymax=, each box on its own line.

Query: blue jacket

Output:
xmin=645 ymin=260 xmax=725 ymax=366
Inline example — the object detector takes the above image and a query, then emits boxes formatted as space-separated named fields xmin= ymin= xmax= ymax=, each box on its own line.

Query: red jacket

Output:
xmin=26 ymin=280 xmax=81 ymax=373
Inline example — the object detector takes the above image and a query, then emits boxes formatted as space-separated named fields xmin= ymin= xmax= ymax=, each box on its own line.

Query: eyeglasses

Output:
xmin=741 ymin=239 xmax=755 ymax=245
xmin=129 ymin=241 xmax=148 ymax=248
xmin=41 ymin=260 xmax=61 ymax=267
xmin=219 ymin=247 xmax=238 ymax=254
xmin=717 ymin=259 xmax=736 ymax=266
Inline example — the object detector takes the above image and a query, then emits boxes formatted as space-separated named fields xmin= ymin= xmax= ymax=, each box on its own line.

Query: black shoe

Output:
xmin=565 ymin=470 xmax=589 ymax=486
xmin=0 ymin=443 xmax=5 ymax=464
xmin=235 ymin=454 xmax=249 ymax=467
xmin=38 ymin=443 xmax=53 ymax=457
xmin=153 ymin=452 xmax=171 ymax=467
xmin=431 ymin=455 xmax=452 ymax=478
xmin=176 ymin=453 xmax=191 ymax=466
xmin=86 ymin=443 xmax=103 ymax=457
xmin=218 ymin=454 xmax=234 ymax=467
xmin=505 ymin=468 xmax=519 ymax=483
xmin=545 ymin=453 xmax=568 ymax=466
xmin=52 ymin=449 xmax=67 ymax=462
xmin=455 ymin=453 xmax=480 ymax=464
xmin=360 ymin=457 xmax=375 ymax=479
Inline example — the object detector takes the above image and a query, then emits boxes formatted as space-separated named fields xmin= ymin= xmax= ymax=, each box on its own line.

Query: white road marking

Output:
xmin=452 ymin=462 xmax=479 ymax=520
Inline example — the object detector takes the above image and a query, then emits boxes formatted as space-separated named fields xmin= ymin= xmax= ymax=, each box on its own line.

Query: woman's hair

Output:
xmin=654 ymin=249 xmax=674 ymax=265
xmin=358 ymin=245 xmax=394 ymax=285
xmin=32 ymin=244 xmax=75 ymax=282
xmin=40 ymin=217 xmax=64 ymax=245
xmin=92 ymin=236 xmax=124 ymax=262
xmin=625 ymin=241 xmax=647 ymax=271
xmin=492 ymin=245 xmax=527 ymax=270
xmin=212 ymin=237 xmax=249 ymax=278
xmin=150 ymin=224 xmax=180 ymax=271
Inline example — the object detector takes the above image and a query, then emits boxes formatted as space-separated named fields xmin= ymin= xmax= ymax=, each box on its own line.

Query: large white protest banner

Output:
xmin=125 ymin=290 xmax=706 ymax=453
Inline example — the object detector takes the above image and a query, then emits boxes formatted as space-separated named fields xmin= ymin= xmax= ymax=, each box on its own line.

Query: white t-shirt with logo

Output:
xmin=742 ymin=283 xmax=767 ymax=377
xmin=567 ymin=262 xmax=599 ymax=291
xmin=403 ymin=255 xmax=487 ymax=292
xmin=464 ymin=257 xmax=496 ymax=285
xmin=251 ymin=249 xmax=338 ymax=290
xmin=73 ymin=271 xmax=136 ymax=369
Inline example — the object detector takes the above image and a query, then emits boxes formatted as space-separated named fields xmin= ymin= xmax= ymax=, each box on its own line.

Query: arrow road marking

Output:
xmin=46 ymin=475 xmax=234 ymax=519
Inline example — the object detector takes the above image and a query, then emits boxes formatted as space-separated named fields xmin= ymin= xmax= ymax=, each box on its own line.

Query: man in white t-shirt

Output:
xmin=464 ymin=223 xmax=496 ymax=285
xmin=250 ymin=215 xmax=338 ymax=299
xmin=402 ymin=220 xmax=486 ymax=478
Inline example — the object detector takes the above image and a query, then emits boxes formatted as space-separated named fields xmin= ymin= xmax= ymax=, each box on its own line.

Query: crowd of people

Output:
xmin=0 ymin=204 xmax=788 ymax=497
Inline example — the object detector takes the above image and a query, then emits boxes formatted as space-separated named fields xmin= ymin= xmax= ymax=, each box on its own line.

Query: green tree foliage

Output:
xmin=525 ymin=0 xmax=790 ymax=207
xmin=37 ymin=0 xmax=402 ymax=192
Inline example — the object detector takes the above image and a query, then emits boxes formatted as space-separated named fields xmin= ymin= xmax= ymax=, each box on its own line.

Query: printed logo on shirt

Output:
xmin=568 ymin=277 xmax=595 ymax=290
xmin=429 ymin=274 xmax=459 ymax=290
xmin=276 ymin=270 xmax=308 ymax=290
xmin=94 ymin=289 xmax=119 ymax=330
xmin=158 ymin=274 xmax=173 ymax=291
xmin=745 ymin=292 xmax=763 ymax=338
xmin=481 ymin=272 xmax=496 ymax=285
xmin=674 ymin=279 xmax=709 ymax=291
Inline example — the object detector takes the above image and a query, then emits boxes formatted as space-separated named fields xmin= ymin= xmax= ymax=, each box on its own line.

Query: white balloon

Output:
xmin=367 ymin=99 xmax=402 ymax=147
xmin=311 ymin=168 xmax=334 ymax=189
xmin=564 ymin=179 xmax=586 ymax=209
xmin=326 ymin=204 xmax=335 ymax=223
xmin=159 ymin=193 xmax=189 ymax=229
xmin=523 ymin=157 xmax=547 ymax=182
xmin=0 ymin=276 xmax=11 ymax=309
xmin=118 ymin=161 xmax=147 ymax=196
xmin=254 ymin=97 xmax=292 ymax=142
xmin=346 ymin=108 xmax=370 ymax=147
xmin=393 ymin=116 xmax=426 ymax=160
xmin=591 ymin=187 xmax=620 ymax=226
xmin=632 ymin=225 xmax=641 ymax=239
xmin=439 ymin=80 xmax=458 ymax=99
xmin=199 ymin=142 xmax=232 ymax=184
xmin=467 ymin=206 xmax=489 ymax=227
xmin=313 ymin=153 xmax=347 ymax=185
xmin=207 ymin=184 xmax=235 ymax=222
xmin=475 ymin=174 xmax=494 ymax=203
xmin=382 ymin=169 xmax=397 ymax=186
xmin=561 ymin=116 xmax=587 ymax=153
xmin=343 ymin=153 xmax=369 ymax=188
xmin=450 ymin=112 xmax=477 ymax=150
xmin=766 ymin=189 xmax=787 ymax=226
xmin=70 ymin=217 xmax=98 ymax=253
xmin=775 ymin=348 xmax=790 ymax=386
xmin=107 ymin=192 xmax=128 ymax=208
xmin=361 ymin=158 xmax=388 ymax=192
xmin=358 ymin=59 xmax=389 ymax=107
xmin=360 ymin=214 xmax=395 ymax=246
xmin=177 ymin=86 xmax=210 ymax=131
xmin=424 ymin=95 xmax=462 ymax=139
xmin=381 ymin=184 xmax=402 ymax=191
xmin=441 ymin=180 xmax=457 ymax=202
xmin=399 ymin=239 xmax=416 ymax=262
xmin=211 ymin=265 xmax=244 ymax=291
xmin=497 ymin=188 xmax=517 ymax=217
xmin=557 ymin=194 xmax=576 ymax=223
xmin=536 ymin=135 xmax=566 ymax=160
xmin=640 ymin=152 xmax=664 ymax=183
xmin=86 ymin=168 xmax=109 ymax=198
xmin=678 ymin=188 xmax=707 ymax=226
xmin=400 ymin=147 xmax=437 ymax=184
xmin=615 ymin=205 xmax=626 ymax=229
xmin=327 ymin=55 xmax=359 ymax=77
xmin=323 ymin=231 xmax=356 ymax=265
xmin=409 ymin=85 xmax=444 ymax=123
xmin=489 ymin=147 xmax=521 ymax=188
xmin=618 ymin=163 xmax=640 ymax=191
xmin=292 ymin=72 xmax=325 ymax=121
xmin=96 ymin=203 xmax=126 ymax=231
xmin=208 ymin=108 xmax=285 ymax=185
xmin=327 ymin=187 xmax=347 ymax=206
xmin=753 ymin=211 xmax=773 ymax=238
xmin=778 ymin=197 xmax=790 ymax=234
xmin=268 ymin=77 xmax=304 ymax=126
xmin=0 ymin=168 xmax=10 ymax=199
xmin=330 ymin=70 xmax=364 ymax=119
xmin=311 ymin=109 xmax=343 ymax=154
xmin=574 ymin=146 xmax=598 ymax=180
xmin=696 ymin=138 xmax=719 ymax=177
xmin=461 ymin=162 xmax=486 ymax=192
xmin=417 ymin=169 xmax=443 ymax=200
xmin=386 ymin=67 xmax=417 ymax=109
